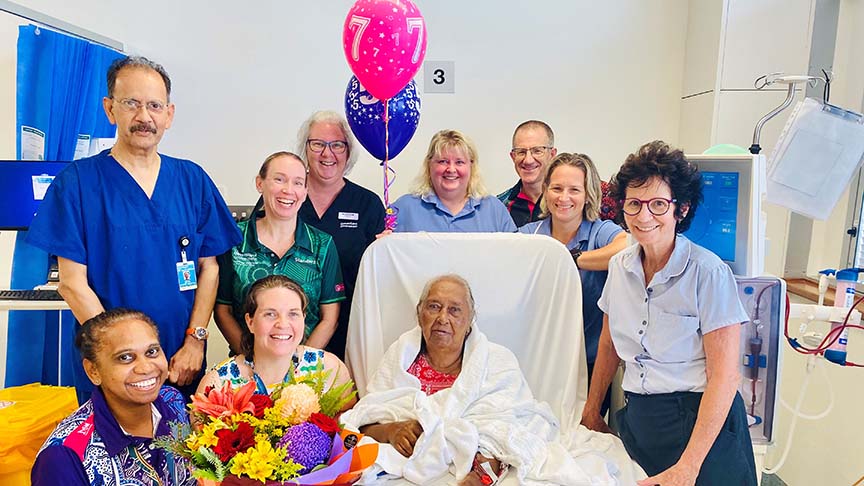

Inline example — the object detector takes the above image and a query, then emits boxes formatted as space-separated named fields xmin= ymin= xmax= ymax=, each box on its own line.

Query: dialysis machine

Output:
xmin=683 ymin=74 xmax=864 ymax=459
xmin=683 ymin=153 xmax=784 ymax=445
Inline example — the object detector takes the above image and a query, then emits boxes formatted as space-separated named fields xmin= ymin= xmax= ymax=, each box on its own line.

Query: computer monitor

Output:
xmin=683 ymin=154 xmax=765 ymax=277
xmin=0 ymin=160 xmax=69 ymax=230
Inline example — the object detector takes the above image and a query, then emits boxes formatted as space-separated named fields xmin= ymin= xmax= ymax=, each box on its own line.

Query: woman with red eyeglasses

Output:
xmin=581 ymin=141 xmax=756 ymax=486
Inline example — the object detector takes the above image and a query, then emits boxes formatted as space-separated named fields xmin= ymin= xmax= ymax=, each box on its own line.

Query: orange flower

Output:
xmin=191 ymin=381 xmax=256 ymax=419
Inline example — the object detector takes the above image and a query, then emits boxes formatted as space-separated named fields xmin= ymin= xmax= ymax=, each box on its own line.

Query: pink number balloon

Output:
xmin=342 ymin=0 xmax=428 ymax=101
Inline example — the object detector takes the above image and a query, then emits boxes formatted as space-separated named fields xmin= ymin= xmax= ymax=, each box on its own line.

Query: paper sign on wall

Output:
xmin=21 ymin=126 xmax=46 ymax=160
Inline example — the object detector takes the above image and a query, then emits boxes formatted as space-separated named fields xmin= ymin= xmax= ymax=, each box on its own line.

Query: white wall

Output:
xmin=806 ymin=0 xmax=864 ymax=276
xmin=6 ymin=2 xmax=863 ymax=483
xmin=8 ymin=0 xmax=688 ymax=195
xmin=0 ymin=0 xmax=689 ymax=382
xmin=0 ymin=10 xmax=21 ymax=388
xmin=769 ymin=294 xmax=864 ymax=486
xmin=770 ymin=2 xmax=864 ymax=485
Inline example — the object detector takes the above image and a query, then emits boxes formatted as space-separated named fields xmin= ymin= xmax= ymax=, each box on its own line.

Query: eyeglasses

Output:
xmin=510 ymin=146 xmax=551 ymax=161
xmin=620 ymin=197 xmax=677 ymax=216
xmin=306 ymin=139 xmax=348 ymax=155
xmin=113 ymin=98 xmax=166 ymax=114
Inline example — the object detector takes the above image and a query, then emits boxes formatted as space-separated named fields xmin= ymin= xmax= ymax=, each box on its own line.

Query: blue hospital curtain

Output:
xmin=6 ymin=25 xmax=123 ymax=387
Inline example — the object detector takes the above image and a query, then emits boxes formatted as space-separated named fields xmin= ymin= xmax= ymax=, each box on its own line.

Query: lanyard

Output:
xmin=178 ymin=235 xmax=190 ymax=262
xmin=129 ymin=444 xmax=163 ymax=486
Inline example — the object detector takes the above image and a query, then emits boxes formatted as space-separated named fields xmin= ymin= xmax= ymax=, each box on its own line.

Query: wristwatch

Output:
xmin=570 ymin=247 xmax=583 ymax=268
xmin=186 ymin=326 xmax=209 ymax=341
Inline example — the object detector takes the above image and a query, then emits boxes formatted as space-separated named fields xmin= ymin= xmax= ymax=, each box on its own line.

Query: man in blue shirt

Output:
xmin=27 ymin=57 xmax=241 ymax=402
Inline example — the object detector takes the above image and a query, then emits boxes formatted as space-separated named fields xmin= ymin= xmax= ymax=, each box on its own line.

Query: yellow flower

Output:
xmin=229 ymin=440 xmax=283 ymax=483
xmin=197 ymin=422 xmax=223 ymax=448
xmin=186 ymin=418 xmax=227 ymax=450
xmin=273 ymin=383 xmax=320 ymax=425
xmin=184 ymin=431 xmax=200 ymax=450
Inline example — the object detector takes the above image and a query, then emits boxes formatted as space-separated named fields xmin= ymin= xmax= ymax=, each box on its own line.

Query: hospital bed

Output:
xmin=345 ymin=232 xmax=643 ymax=485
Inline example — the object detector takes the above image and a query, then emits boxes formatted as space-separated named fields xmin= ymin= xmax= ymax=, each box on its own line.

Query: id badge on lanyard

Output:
xmin=176 ymin=235 xmax=197 ymax=291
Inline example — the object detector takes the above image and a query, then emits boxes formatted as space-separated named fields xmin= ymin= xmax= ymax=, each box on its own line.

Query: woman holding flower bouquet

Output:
xmin=198 ymin=275 xmax=355 ymax=406
xmin=32 ymin=309 xmax=196 ymax=486
xmin=176 ymin=275 xmax=369 ymax=484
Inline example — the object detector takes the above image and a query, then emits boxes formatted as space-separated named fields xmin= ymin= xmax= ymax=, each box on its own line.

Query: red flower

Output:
xmin=249 ymin=394 xmax=273 ymax=419
xmin=191 ymin=381 xmax=256 ymax=419
xmin=309 ymin=412 xmax=340 ymax=436
xmin=212 ymin=421 xmax=256 ymax=462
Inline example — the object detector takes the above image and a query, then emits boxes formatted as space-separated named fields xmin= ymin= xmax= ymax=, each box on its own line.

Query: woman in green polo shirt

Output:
xmin=214 ymin=151 xmax=346 ymax=353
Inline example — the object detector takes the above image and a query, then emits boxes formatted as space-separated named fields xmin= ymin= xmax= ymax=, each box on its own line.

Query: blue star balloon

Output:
xmin=345 ymin=75 xmax=421 ymax=161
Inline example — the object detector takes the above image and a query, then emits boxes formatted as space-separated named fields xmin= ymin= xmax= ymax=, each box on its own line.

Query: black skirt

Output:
xmin=615 ymin=391 xmax=758 ymax=485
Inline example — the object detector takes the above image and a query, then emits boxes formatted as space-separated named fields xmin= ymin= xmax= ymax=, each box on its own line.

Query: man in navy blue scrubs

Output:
xmin=28 ymin=56 xmax=241 ymax=403
xmin=296 ymin=111 xmax=385 ymax=359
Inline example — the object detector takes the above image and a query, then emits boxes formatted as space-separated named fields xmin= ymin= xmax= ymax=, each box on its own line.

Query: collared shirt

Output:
xmin=299 ymin=179 xmax=385 ymax=358
xmin=498 ymin=180 xmax=543 ymax=227
xmin=31 ymin=386 xmax=195 ymax=486
xmin=392 ymin=193 xmax=517 ymax=233
xmin=598 ymin=235 xmax=748 ymax=394
xmin=519 ymin=217 xmax=623 ymax=363
xmin=217 ymin=216 xmax=345 ymax=339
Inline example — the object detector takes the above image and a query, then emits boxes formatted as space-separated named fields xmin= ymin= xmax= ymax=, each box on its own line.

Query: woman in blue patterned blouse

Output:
xmin=32 ymin=308 xmax=195 ymax=486
xmin=199 ymin=275 xmax=355 ymax=408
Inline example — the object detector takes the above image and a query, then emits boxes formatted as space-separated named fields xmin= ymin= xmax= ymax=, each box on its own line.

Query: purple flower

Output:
xmin=278 ymin=422 xmax=332 ymax=474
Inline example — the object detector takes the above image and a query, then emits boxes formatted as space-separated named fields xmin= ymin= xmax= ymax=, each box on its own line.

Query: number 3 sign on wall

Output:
xmin=342 ymin=0 xmax=428 ymax=101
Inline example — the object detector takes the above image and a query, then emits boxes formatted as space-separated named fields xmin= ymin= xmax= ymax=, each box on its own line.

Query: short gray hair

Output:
xmin=296 ymin=110 xmax=359 ymax=175
xmin=107 ymin=56 xmax=171 ymax=101
xmin=415 ymin=274 xmax=477 ymax=322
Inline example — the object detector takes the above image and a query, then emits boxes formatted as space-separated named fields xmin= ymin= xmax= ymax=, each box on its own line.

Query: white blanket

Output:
xmin=341 ymin=327 xmax=625 ymax=486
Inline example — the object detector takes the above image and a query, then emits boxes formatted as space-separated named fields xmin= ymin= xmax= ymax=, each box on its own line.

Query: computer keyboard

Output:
xmin=0 ymin=289 xmax=64 ymax=301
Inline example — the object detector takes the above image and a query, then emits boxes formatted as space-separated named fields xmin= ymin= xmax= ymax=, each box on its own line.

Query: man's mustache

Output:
xmin=130 ymin=124 xmax=157 ymax=134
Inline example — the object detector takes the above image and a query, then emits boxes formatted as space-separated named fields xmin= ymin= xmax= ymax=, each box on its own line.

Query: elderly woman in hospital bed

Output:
xmin=341 ymin=274 xmax=626 ymax=485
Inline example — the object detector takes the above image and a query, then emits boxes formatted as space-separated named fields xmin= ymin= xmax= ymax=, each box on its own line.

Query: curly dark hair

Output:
xmin=609 ymin=140 xmax=702 ymax=233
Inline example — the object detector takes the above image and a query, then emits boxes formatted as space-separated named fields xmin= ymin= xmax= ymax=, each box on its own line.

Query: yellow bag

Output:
xmin=0 ymin=384 xmax=78 ymax=486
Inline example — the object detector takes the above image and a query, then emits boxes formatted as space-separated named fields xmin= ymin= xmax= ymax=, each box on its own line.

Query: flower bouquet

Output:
xmin=157 ymin=367 xmax=377 ymax=485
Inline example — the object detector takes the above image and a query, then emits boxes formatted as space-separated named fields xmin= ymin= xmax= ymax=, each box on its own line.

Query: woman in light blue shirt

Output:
xmin=519 ymin=153 xmax=626 ymax=417
xmin=581 ymin=141 xmax=756 ymax=485
xmin=392 ymin=129 xmax=516 ymax=233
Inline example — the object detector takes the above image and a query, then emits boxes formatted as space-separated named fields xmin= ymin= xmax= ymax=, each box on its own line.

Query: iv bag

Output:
xmin=766 ymin=98 xmax=864 ymax=220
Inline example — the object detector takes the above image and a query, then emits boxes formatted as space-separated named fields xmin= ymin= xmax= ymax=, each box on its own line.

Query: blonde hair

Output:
xmin=411 ymin=129 xmax=489 ymax=198
xmin=539 ymin=152 xmax=603 ymax=221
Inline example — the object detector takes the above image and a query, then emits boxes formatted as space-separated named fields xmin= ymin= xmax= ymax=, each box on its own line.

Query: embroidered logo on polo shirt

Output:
xmin=340 ymin=221 xmax=359 ymax=229
xmin=294 ymin=257 xmax=316 ymax=264
xmin=335 ymin=283 xmax=345 ymax=292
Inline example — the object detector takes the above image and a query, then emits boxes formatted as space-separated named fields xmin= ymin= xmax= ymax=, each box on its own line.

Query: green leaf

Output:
xmin=319 ymin=380 xmax=356 ymax=417
xmin=190 ymin=447 xmax=228 ymax=481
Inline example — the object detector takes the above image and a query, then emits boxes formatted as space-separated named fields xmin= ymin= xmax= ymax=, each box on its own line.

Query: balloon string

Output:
xmin=382 ymin=98 xmax=398 ymax=230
